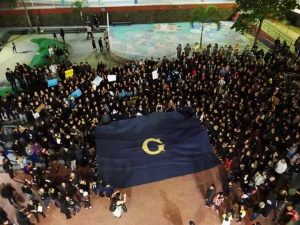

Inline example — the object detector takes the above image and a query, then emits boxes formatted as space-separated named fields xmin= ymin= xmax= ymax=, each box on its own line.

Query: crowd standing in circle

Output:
xmin=0 ymin=37 xmax=300 ymax=225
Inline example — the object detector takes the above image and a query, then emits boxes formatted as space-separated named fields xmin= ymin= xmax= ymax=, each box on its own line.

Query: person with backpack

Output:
xmin=109 ymin=191 xmax=127 ymax=218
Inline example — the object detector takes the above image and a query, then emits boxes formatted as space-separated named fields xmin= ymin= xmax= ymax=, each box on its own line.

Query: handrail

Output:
xmin=263 ymin=20 xmax=294 ymax=46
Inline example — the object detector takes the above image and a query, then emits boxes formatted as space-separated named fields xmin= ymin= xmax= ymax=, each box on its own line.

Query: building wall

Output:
xmin=0 ymin=3 xmax=236 ymax=27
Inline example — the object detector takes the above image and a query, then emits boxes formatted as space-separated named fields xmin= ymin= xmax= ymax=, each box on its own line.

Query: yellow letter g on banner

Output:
xmin=142 ymin=138 xmax=165 ymax=155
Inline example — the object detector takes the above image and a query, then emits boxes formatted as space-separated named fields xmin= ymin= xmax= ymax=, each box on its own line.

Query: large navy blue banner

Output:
xmin=95 ymin=112 xmax=219 ymax=188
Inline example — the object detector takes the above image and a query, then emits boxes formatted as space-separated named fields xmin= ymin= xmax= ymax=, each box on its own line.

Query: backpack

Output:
xmin=109 ymin=200 xmax=117 ymax=212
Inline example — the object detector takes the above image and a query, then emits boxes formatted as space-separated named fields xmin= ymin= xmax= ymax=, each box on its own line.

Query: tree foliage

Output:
xmin=191 ymin=5 xmax=222 ymax=28
xmin=72 ymin=0 xmax=85 ymax=13
xmin=232 ymin=0 xmax=299 ymax=33
xmin=190 ymin=6 xmax=222 ymax=48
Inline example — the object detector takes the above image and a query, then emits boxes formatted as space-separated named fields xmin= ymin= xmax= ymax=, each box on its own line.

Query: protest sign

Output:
xmin=65 ymin=69 xmax=74 ymax=79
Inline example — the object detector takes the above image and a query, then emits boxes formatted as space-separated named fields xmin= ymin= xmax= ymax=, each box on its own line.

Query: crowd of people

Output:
xmin=0 ymin=35 xmax=300 ymax=225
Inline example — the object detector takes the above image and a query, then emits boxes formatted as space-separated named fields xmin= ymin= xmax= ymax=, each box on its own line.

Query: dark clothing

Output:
xmin=59 ymin=198 xmax=71 ymax=219
xmin=1 ymin=184 xmax=19 ymax=206
xmin=2 ymin=159 xmax=14 ymax=179
xmin=16 ymin=210 xmax=33 ymax=225
xmin=98 ymin=38 xmax=103 ymax=51
xmin=0 ymin=207 xmax=10 ymax=225
xmin=205 ymin=187 xmax=216 ymax=207
xmin=53 ymin=33 xmax=58 ymax=40
xmin=92 ymin=40 xmax=97 ymax=50
xmin=27 ymin=200 xmax=46 ymax=222
xmin=5 ymin=71 xmax=17 ymax=90
xmin=60 ymin=29 xmax=65 ymax=43
xmin=11 ymin=43 xmax=17 ymax=53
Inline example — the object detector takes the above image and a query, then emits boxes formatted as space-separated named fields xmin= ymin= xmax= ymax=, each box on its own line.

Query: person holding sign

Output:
xmin=27 ymin=199 xmax=46 ymax=223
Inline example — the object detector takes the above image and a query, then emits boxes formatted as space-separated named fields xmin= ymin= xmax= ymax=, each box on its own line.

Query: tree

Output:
xmin=7 ymin=0 xmax=17 ymax=8
xmin=72 ymin=0 xmax=85 ymax=29
xmin=232 ymin=0 xmax=299 ymax=46
xmin=190 ymin=6 xmax=222 ymax=49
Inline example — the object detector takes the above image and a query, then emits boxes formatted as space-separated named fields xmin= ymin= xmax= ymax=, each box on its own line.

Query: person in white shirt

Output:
xmin=110 ymin=191 xmax=127 ymax=218
xmin=254 ymin=171 xmax=266 ymax=187
xmin=86 ymin=26 xmax=93 ymax=39
xmin=218 ymin=77 xmax=226 ymax=88
xmin=275 ymin=159 xmax=288 ymax=174
xmin=49 ymin=63 xmax=58 ymax=78
xmin=48 ymin=46 xmax=54 ymax=58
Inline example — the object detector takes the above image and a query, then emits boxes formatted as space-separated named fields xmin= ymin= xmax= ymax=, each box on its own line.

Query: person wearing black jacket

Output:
xmin=57 ymin=195 xmax=71 ymax=219
xmin=16 ymin=207 xmax=34 ymax=225
xmin=98 ymin=37 xmax=103 ymax=51
xmin=205 ymin=184 xmax=216 ymax=207
xmin=0 ymin=207 xmax=12 ymax=225
xmin=27 ymin=199 xmax=46 ymax=223
xmin=1 ymin=183 xmax=20 ymax=207
xmin=21 ymin=180 xmax=35 ymax=200
xmin=2 ymin=158 xmax=15 ymax=179
xmin=5 ymin=68 xmax=17 ymax=91
xmin=60 ymin=28 xmax=65 ymax=43
xmin=65 ymin=196 xmax=80 ymax=216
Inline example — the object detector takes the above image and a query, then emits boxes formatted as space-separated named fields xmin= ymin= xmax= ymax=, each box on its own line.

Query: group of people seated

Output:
xmin=0 ymin=37 xmax=299 ymax=225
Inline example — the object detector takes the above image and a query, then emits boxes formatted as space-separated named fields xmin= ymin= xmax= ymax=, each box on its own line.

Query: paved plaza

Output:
xmin=0 ymin=31 xmax=123 ymax=86
xmin=0 ymin=22 xmax=257 ymax=87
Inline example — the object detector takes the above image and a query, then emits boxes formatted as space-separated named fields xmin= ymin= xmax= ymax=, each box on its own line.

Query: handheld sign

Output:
xmin=93 ymin=76 xmax=103 ymax=86
xmin=47 ymin=79 xmax=58 ymax=87
xmin=152 ymin=70 xmax=158 ymax=80
xmin=107 ymin=75 xmax=117 ymax=82
xmin=70 ymin=89 xmax=82 ymax=98
xmin=65 ymin=69 xmax=74 ymax=79
xmin=35 ymin=103 xmax=45 ymax=113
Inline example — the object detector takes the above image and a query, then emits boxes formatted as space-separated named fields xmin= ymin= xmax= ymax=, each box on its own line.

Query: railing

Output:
xmin=0 ymin=0 xmax=235 ymax=9
xmin=263 ymin=20 xmax=295 ymax=47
